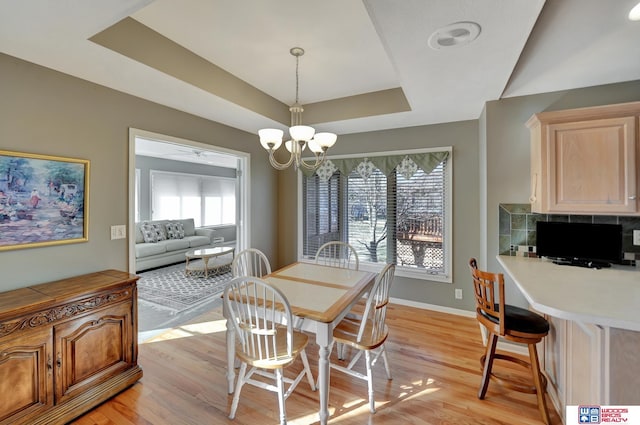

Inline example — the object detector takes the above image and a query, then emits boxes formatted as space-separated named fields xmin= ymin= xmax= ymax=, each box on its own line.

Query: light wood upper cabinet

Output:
xmin=527 ymin=102 xmax=640 ymax=214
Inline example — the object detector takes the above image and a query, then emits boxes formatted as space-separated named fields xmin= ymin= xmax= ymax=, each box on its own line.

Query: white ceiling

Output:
xmin=1 ymin=0 xmax=639 ymax=146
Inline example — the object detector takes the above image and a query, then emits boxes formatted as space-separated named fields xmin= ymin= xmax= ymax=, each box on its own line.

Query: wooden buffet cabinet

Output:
xmin=527 ymin=101 xmax=640 ymax=215
xmin=0 ymin=270 xmax=142 ymax=425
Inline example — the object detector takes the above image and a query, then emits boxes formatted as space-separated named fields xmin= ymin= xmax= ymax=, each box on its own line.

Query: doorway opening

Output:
xmin=128 ymin=128 xmax=250 ymax=273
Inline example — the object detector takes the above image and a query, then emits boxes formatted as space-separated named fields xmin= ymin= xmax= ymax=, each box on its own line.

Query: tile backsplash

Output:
xmin=498 ymin=204 xmax=640 ymax=265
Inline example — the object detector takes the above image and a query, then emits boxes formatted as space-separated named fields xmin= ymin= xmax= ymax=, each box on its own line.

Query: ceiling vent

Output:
xmin=428 ymin=21 xmax=481 ymax=50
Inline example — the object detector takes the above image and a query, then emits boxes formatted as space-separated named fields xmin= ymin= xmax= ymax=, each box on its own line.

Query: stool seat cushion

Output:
xmin=481 ymin=304 xmax=549 ymax=334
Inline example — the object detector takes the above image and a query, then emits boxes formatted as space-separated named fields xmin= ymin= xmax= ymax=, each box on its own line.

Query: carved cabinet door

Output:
xmin=0 ymin=327 xmax=53 ymax=425
xmin=53 ymin=301 xmax=134 ymax=404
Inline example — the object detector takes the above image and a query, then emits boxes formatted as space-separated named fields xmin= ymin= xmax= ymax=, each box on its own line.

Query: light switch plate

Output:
xmin=110 ymin=225 xmax=127 ymax=240
xmin=634 ymin=229 xmax=640 ymax=246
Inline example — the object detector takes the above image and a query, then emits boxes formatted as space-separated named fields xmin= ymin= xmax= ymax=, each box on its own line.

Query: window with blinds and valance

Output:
xmin=302 ymin=148 xmax=452 ymax=281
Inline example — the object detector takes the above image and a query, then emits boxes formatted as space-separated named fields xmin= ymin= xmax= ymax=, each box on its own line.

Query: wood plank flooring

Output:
xmin=70 ymin=303 xmax=561 ymax=425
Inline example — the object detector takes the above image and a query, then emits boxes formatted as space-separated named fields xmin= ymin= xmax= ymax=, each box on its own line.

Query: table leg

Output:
xmin=316 ymin=322 xmax=332 ymax=425
xmin=223 ymin=297 xmax=236 ymax=394
xmin=204 ymin=257 xmax=210 ymax=278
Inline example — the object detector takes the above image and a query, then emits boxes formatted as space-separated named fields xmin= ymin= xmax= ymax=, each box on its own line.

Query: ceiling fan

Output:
xmin=173 ymin=148 xmax=213 ymax=158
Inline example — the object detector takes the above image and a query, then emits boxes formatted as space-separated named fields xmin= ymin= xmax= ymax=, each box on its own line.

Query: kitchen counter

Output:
xmin=496 ymin=255 xmax=640 ymax=332
xmin=496 ymin=255 xmax=640 ymax=414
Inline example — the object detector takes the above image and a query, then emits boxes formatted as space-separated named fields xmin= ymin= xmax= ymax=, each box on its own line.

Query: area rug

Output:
xmin=137 ymin=262 xmax=232 ymax=314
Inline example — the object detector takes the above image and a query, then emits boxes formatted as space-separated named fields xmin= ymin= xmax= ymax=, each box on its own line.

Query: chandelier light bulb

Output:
xmin=258 ymin=128 xmax=284 ymax=150
xmin=307 ymin=139 xmax=324 ymax=153
xmin=630 ymin=1 xmax=640 ymax=20
xmin=313 ymin=132 xmax=337 ymax=149
xmin=289 ymin=125 xmax=315 ymax=142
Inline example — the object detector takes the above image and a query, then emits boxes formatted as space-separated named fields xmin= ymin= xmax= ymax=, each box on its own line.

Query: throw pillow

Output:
xmin=165 ymin=222 xmax=185 ymax=239
xmin=140 ymin=223 xmax=158 ymax=243
xmin=151 ymin=223 xmax=167 ymax=241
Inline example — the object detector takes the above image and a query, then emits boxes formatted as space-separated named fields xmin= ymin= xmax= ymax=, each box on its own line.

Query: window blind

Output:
xmin=302 ymin=149 xmax=450 ymax=278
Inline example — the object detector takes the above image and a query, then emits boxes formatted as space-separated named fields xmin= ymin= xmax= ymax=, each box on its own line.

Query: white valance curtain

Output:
xmin=304 ymin=151 xmax=450 ymax=181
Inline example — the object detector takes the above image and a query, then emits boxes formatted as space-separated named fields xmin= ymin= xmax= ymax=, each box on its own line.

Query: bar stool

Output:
xmin=469 ymin=258 xmax=551 ymax=425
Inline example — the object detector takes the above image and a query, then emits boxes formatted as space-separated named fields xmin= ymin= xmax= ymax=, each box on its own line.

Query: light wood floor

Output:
xmin=70 ymin=303 xmax=561 ymax=425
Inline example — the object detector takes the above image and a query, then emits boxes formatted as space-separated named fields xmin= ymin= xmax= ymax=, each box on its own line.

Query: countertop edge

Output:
xmin=496 ymin=255 xmax=640 ymax=332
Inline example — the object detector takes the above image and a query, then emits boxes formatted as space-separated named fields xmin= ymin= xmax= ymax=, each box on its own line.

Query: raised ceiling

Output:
xmin=1 ymin=0 xmax=639 ymax=139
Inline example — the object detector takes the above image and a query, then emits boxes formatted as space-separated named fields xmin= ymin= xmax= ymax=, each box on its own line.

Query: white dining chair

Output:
xmin=232 ymin=248 xmax=271 ymax=277
xmin=314 ymin=241 xmax=362 ymax=331
xmin=315 ymin=241 xmax=359 ymax=270
xmin=329 ymin=263 xmax=395 ymax=413
xmin=224 ymin=276 xmax=316 ymax=425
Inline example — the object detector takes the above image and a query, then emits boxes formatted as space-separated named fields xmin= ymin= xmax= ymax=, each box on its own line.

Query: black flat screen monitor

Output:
xmin=536 ymin=221 xmax=623 ymax=268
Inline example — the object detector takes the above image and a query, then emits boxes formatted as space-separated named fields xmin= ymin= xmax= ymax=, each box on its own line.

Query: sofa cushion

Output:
xmin=164 ymin=238 xmax=190 ymax=251
xmin=140 ymin=222 xmax=159 ymax=243
xmin=187 ymin=235 xmax=211 ymax=248
xmin=136 ymin=242 xmax=167 ymax=258
xmin=165 ymin=221 xmax=185 ymax=239
xmin=181 ymin=218 xmax=196 ymax=236
xmin=152 ymin=223 xmax=167 ymax=241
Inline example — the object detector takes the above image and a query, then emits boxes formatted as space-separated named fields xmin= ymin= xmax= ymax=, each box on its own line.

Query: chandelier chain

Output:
xmin=295 ymin=53 xmax=300 ymax=105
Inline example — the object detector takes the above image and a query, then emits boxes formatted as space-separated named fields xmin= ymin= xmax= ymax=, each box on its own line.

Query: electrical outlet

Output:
xmin=634 ymin=230 xmax=640 ymax=246
xmin=455 ymin=289 xmax=463 ymax=300
xmin=110 ymin=225 xmax=127 ymax=240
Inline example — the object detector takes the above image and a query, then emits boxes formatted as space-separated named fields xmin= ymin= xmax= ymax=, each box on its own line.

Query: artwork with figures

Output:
xmin=0 ymin=150 xmax=89 ymax=251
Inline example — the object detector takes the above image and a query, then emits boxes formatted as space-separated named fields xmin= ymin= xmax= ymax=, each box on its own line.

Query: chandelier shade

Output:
xmin=258 ymin=47 xmax=337 ymax=171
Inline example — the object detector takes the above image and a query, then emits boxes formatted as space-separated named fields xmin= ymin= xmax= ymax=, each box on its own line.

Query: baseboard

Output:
xmin=389 ymin=297 xmax=529 ymax=356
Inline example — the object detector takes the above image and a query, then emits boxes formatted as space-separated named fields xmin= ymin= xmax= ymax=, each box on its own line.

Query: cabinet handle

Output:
xmin=529 ymin=173 xmax=538 ymax=203
xmin=56 ymin=356 xmax=62 ymax=368
xmin=47 ymin=355 xmax=53 ymax=370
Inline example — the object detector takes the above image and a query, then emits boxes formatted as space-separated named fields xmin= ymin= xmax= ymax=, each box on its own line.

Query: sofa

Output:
xmin=134 ymin=218 xmax=224 ymax=272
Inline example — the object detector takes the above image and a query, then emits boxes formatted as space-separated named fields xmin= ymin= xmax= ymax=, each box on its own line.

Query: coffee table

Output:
xmin=185 ymin=246 xmax=235 ymax=278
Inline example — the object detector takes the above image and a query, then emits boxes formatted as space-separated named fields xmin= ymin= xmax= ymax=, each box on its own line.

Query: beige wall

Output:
xmin=2 ymin=50 xmax=639 ymax=312
xmin=278 ymin=81 xmax=640 ymax=312
xmin=0 ymin=53 xmax=278 ymax=290
xmin=277 ymin=121 xmax=481 ymax=311
xmin=484 ymin=81 xmax=640 ymax=306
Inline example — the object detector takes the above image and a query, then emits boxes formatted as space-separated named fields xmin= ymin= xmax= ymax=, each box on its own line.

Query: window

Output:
xmin=301 ymin=148 xmax=451 ymax=281
xmin=151 ymin=170 xmax=236 ymax=227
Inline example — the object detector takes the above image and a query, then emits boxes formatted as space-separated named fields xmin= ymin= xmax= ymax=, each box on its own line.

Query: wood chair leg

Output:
xmin=528 ymin=343 xmax=551 ymax=425
xmin=478 ymin=333 xmax=498 ymax=399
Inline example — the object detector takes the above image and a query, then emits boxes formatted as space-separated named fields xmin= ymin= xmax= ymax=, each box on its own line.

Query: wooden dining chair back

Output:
xmin=469 ymin=258 xmax=551 ymax=425
xmin=232 ymin=248 xmax=271 ymax=278
xmin=224 ymin=276 xmax=316 ymax=425
xmin=330 ymin=263 xmax=395 ymax=413
xmin=315 ymin=241 xmax=360 ymax=270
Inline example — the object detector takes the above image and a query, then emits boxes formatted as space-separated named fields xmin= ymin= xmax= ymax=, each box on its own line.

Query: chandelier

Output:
xmin=258 ymin=47 xmax=337 ymax=171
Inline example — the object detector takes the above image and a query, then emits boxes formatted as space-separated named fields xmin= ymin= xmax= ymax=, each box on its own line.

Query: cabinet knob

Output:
xmin=630 ymin=196 xmax=637 ymax=200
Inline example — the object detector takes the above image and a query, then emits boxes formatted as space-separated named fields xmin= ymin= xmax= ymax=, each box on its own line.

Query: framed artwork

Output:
xmin=0 ymin=150 xmax=89 ymax=251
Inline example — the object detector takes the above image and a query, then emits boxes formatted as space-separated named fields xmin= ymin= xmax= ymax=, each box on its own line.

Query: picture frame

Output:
xmin=0 ymin=150 xmax=89 ymax=251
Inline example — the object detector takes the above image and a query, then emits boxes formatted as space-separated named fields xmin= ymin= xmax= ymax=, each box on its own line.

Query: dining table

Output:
xmin=223 ymin=261 xmax=378 ymax=425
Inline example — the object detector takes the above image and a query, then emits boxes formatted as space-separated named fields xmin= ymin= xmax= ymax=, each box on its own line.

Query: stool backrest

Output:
xmin=469 ymin=258 xmax=505 ymax=336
